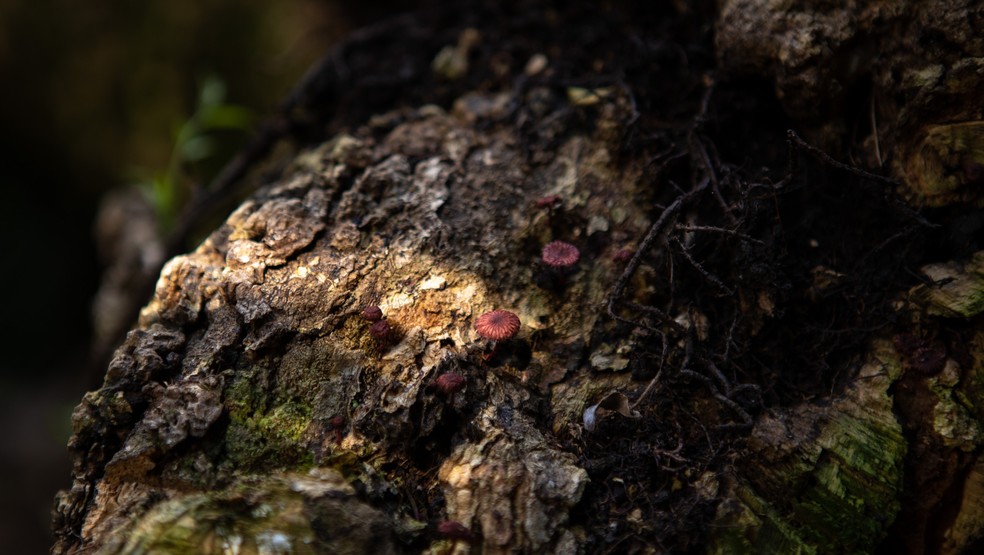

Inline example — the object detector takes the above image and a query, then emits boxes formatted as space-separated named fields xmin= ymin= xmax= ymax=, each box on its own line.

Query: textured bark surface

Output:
xmin=57 ymin=96 xmax=644 ymax=554
xmin=55 ymin=2 xmax=984 ymax=554
xmin=717 ymin=0 xmax=984 ymax=206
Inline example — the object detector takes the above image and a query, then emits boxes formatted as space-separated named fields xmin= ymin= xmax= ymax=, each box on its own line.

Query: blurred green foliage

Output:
xmin=0 ymin=0 xmax=349 ymax=195
xmin=141 ymin=76 xmax=254 ymax=231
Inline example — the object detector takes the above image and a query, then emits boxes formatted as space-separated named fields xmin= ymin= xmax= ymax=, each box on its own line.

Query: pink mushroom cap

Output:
xmin=475 ymin=310 xmax=521 ymax=341
xmin=542 ymin=240 xmax=580 ymax=267
xmin=434 ymin=372 xmax=467 ymax=395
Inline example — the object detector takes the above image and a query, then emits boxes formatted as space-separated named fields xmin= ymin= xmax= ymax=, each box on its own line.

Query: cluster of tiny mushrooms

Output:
xmin=359 ymin=235 xmax=582 ymax=398
xmin=352 ymin=197 xmax=632 ymax=542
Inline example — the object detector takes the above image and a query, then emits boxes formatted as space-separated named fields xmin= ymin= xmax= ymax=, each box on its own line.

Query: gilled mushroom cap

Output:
xmin=542 ymin=240 xmax=580 ymax=267
xmin=475 ymin=309 xmax=521 ymax=341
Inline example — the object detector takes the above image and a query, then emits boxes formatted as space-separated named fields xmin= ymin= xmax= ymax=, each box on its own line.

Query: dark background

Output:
xmin=0 ymin=1 xmax=418 ymax=550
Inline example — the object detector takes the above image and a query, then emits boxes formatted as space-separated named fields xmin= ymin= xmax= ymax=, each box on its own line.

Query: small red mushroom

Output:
xmin=475 ymin=309 xmax=520 ymax=361
xmin=434 ymin=372 xmax=466 ymax=396
xmin=435 ymin=520 xmax=475 ymax=542
xmin=475 ymin=310 xmax=521 ymax=341
xmin=328 ymin=415 xmax=346 ymax=444
xmin=908 ymin=345 xmax=947 ymax=375
xmin=964 ymin=160 xmax=984 ymax=185
xmin=369 ymin=319 xmax=392 ymax=340
xmin=541 ymin=240 xmax=580 ymax=268
xmin=613 ymin=248 xmax=634 ymax=263
xmin=362 ymin=305 xmax=383 ymax=322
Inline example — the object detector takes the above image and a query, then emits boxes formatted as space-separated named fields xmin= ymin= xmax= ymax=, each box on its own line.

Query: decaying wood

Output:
xmin=58 ymin=96 xmax=645 ymax=553
xmin=56 ymin=2 xmax=984 ymax=554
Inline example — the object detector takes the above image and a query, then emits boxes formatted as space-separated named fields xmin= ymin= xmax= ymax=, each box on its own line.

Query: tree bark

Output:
xmin=54 ymin=2 xmax=984 ymax=554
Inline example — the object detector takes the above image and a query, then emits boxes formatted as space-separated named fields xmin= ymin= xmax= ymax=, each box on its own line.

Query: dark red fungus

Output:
xmin=963 ymin=160 xmax=984 ymax=185
xmin=613 ymin=248 xmax=634 ymax=263
xmin=362 ymin=305 xmax=383 ymax=321
xmin=892 ymin=333 xmax=921 ymax=356
xmin=436 ymin=520 xmax=475 ymax=541
xmin=541 ymin=240 xmax=580 ymax=268
xmin=475 ymin=310 xmax=521 ymax=341
xmin=369 ymin=319 xmax=392 ymax=339
xmin=328 ymin=415 xmax=346 ymax=443
xmin=434 ymin=372 xmax=466 ymax=395
xmin=909 ymin=345 xmax=947 ymax=375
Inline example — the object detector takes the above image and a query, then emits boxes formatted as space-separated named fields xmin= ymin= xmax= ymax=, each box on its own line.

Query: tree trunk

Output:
xmin=53 ymin=2 xmax=984 ymax=554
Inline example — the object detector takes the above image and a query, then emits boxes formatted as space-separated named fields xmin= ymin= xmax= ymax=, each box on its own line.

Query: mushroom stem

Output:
xmin=483 ymin=340 xmax=501 ymax=361
xmin=474 ymin=309 xmax=521 ymax=362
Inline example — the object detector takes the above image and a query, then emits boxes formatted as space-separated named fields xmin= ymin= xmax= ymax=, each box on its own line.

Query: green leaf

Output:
xmin=180 ymin=135 xmax=215 ymax=162
xmin=198 ymin=104 xmax=254 ymax=131
xmin=198 ymin=76 xmax=227 ymax=108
